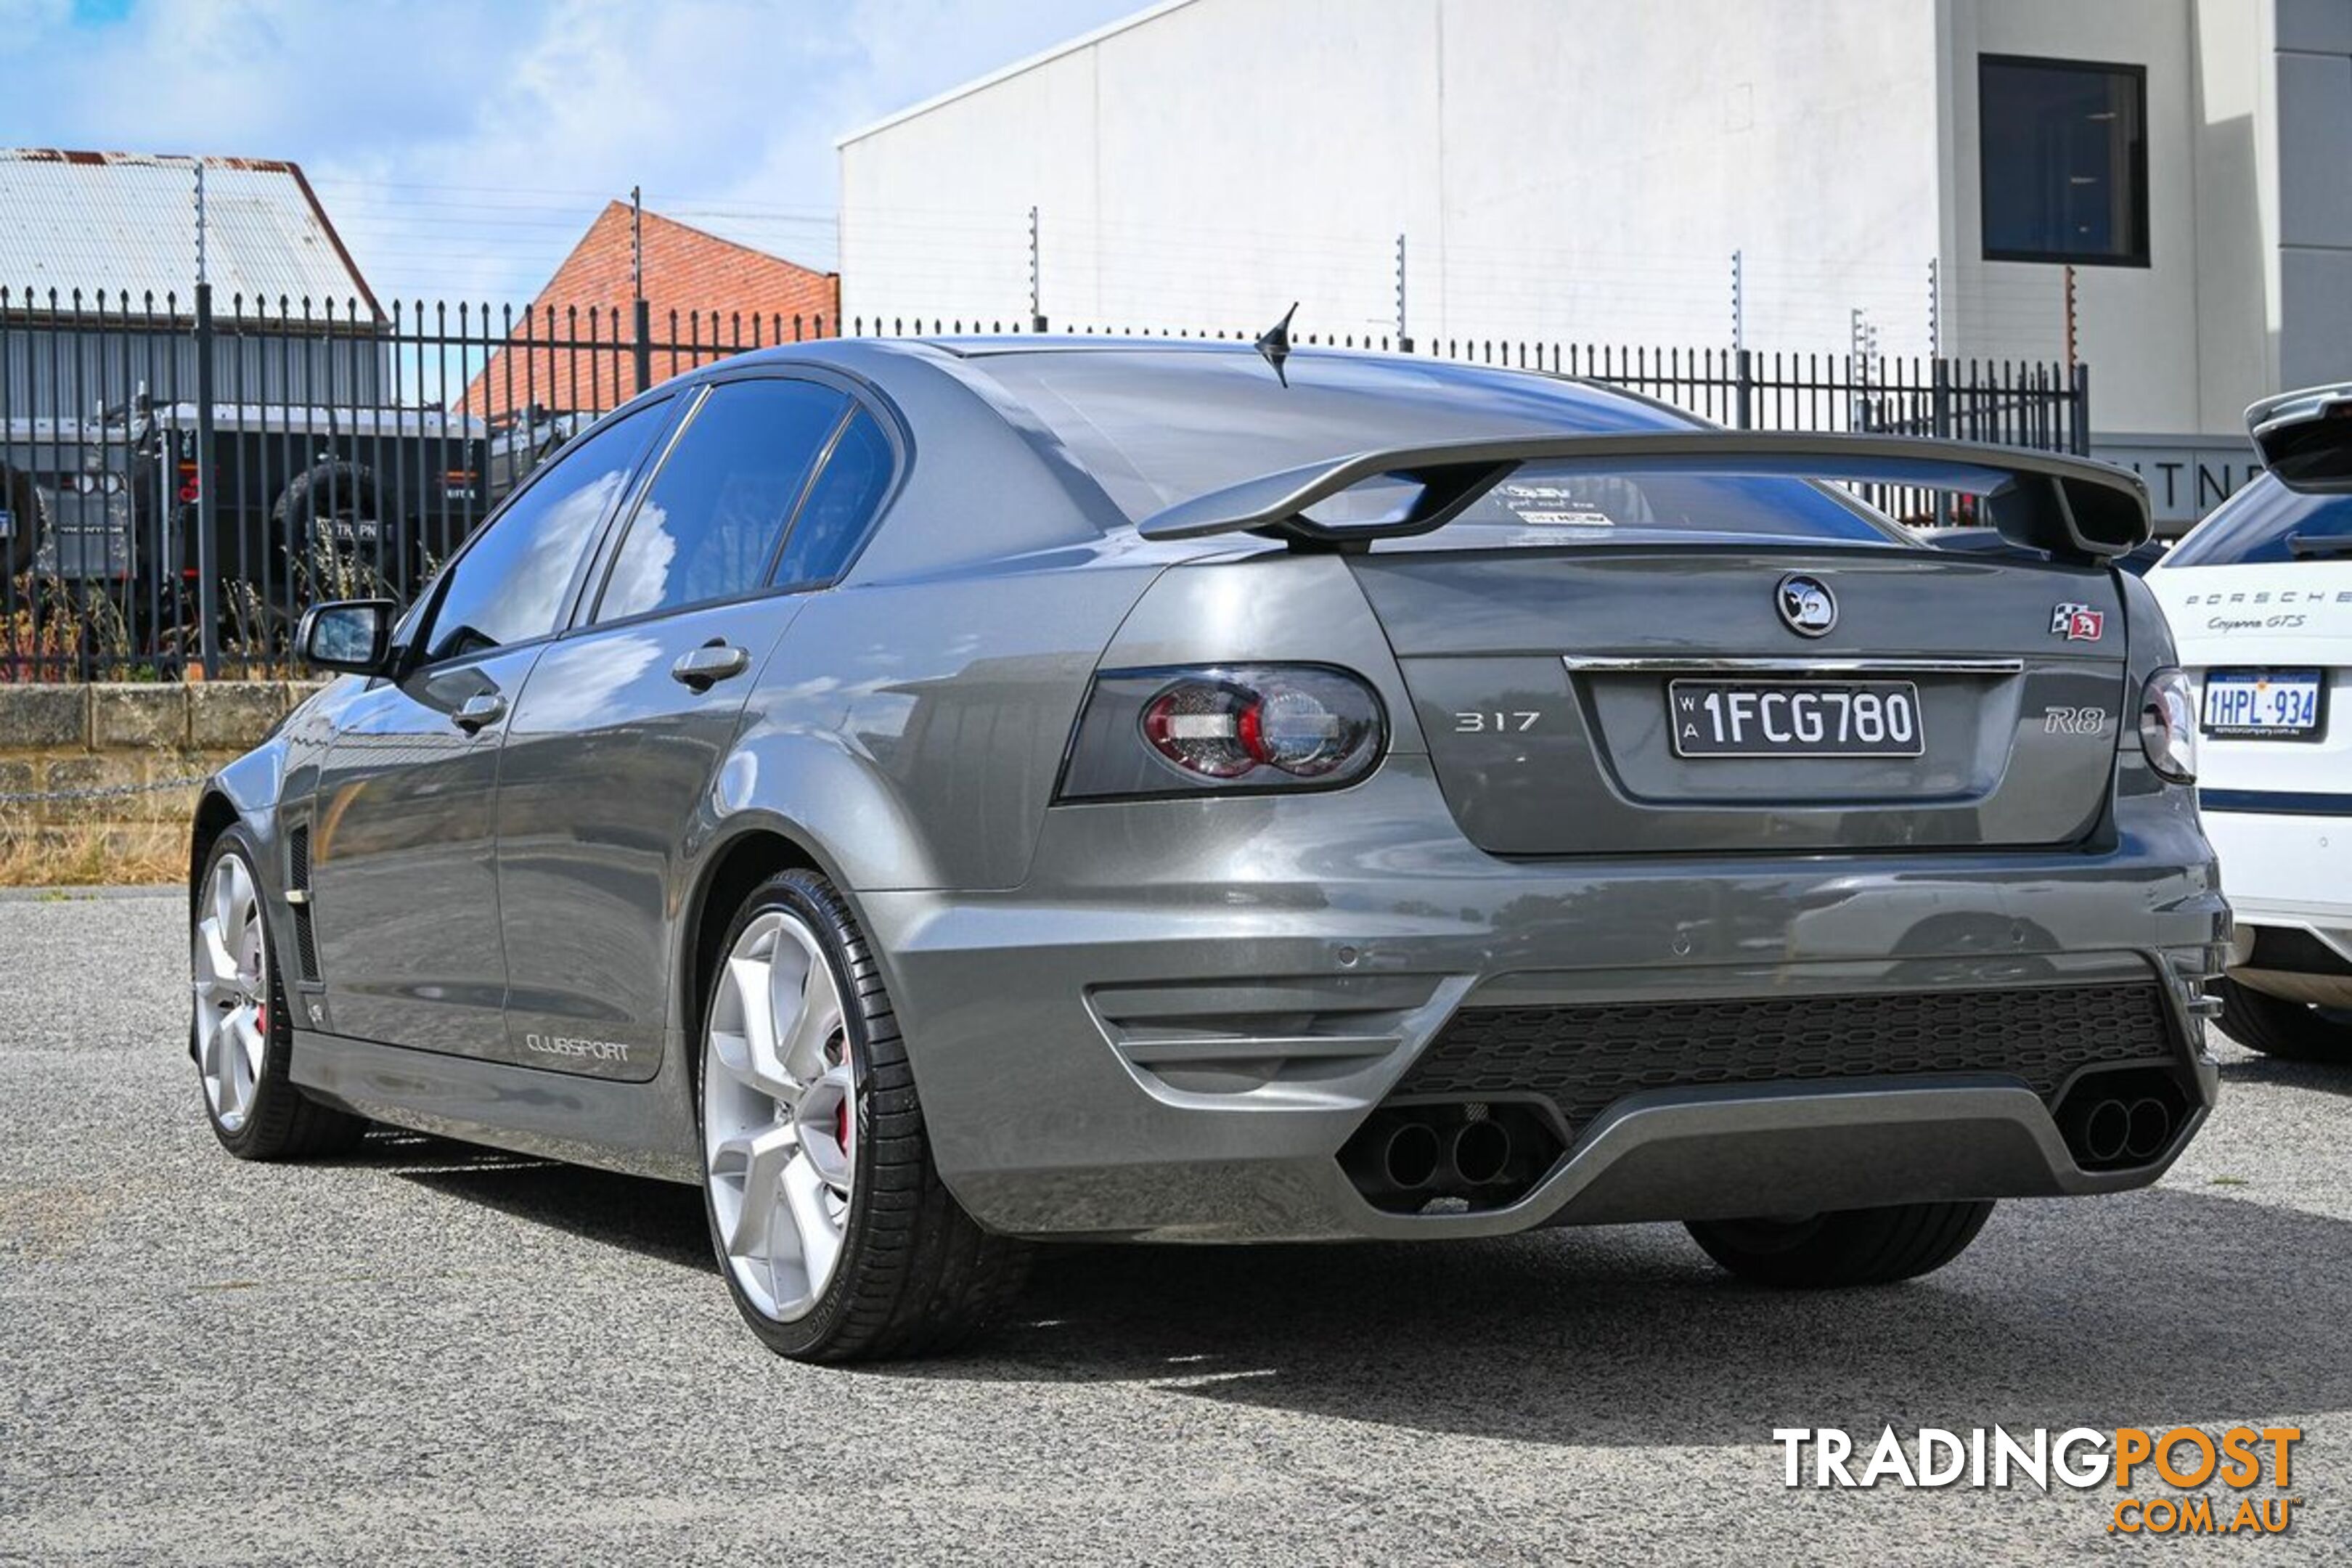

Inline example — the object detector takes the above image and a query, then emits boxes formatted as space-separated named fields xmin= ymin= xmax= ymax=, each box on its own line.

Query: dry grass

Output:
xmin=0 ymin=816 xmax=188 ymax=886
xmin=2 ymin=571 xmax=136 ymax=682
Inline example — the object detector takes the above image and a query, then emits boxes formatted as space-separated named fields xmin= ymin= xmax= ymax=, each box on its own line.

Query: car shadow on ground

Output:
xmin=338 ymin=1116 xmax=2352 ymax=1451
xmin=355 ymin=1129 xmax=711 ymax=1272
xmin=924 ymin=1185 xmax=2352 ymax=1446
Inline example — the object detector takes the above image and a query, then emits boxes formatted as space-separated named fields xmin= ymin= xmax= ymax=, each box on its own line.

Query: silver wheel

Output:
xmin=701 ymin=909 xmax=856 ymax=1323
xmin=191 ymin=849 xmax=268 ymax=1132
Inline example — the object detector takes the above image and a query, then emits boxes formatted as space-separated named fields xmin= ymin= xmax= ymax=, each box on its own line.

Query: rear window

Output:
xmin=2165 ymin=475 xmax=2352 ymax=567
xmin=971 ymin=349 xmax=1903 ymax=548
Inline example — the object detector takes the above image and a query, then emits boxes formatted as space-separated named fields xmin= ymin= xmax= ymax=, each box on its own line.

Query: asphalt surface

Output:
xmin=4 ymin=891 xmax=2351 ymax=1565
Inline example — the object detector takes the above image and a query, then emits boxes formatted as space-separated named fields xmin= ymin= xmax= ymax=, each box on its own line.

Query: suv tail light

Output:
xmin=1058 ymin=665 xmax=1386 ymax=800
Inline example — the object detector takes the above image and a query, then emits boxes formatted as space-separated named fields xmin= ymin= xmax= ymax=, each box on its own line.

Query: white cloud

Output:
xmin=0 ymin=0 xmax=1141 ymax=303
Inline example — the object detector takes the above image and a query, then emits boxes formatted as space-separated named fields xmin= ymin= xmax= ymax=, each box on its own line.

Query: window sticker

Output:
xmin=1493 ymin=481 xmax=1616 ymax=527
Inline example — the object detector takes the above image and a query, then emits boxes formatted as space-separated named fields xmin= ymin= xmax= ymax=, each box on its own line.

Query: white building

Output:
xmin=838 ymin=0 xmax=2352 ymax=523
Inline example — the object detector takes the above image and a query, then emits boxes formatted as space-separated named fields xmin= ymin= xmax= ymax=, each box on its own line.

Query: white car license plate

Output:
xmin=1668 ymin=679 xmax=1924 ymax=758
xmin=2202 ymin=669 xmax=2324 ymax=739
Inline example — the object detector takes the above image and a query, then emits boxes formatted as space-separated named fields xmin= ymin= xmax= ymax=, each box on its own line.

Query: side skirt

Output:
xmin=289 ymin=1028 xmax=702 ymax=1185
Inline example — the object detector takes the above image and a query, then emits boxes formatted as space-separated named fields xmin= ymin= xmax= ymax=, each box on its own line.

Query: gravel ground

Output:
xmin=4 ymin=890 xmax=2349 ymax=1565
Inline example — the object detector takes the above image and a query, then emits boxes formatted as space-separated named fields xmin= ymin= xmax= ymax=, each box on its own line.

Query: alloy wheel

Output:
xmin=191 ymin=851 xmax=269 ymax=1132
xmin=701 ymin=909 xmax=857 ymax=1323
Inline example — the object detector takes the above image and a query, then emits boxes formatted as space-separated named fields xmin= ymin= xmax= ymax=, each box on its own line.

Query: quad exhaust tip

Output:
xmin=1342 ymin=1102 xmax=1567 ymax=1214
xmin=2054 ymin=1069 xmax=2186 ymax=1172
xmin=1381 ymin=1122 xmax=1441 ymax=1190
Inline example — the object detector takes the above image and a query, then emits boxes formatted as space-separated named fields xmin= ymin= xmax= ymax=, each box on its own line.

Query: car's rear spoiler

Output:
xmin=1135 ymin=430 xmax=2151 ymax=561
xmin=2247 ymin=383 xmax=2352 ymax=492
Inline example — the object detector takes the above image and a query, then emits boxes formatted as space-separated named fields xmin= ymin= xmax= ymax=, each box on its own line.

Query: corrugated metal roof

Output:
xmin=0 ymin=150 xmax=377 ymax=317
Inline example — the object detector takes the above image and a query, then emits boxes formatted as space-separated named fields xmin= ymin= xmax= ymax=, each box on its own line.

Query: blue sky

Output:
xmin=0 ymin=0 xmax=1140 ymax=301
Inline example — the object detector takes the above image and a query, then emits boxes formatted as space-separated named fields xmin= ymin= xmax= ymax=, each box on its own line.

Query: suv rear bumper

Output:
xmin=861 ymin=757 xmax=2226 ymax=1241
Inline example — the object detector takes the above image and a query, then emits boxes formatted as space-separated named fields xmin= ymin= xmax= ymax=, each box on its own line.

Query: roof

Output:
xmin=0 ymin=150 xmax=377 ymax=317
xmin=835 ymin=0 xmax=1198 ymax=147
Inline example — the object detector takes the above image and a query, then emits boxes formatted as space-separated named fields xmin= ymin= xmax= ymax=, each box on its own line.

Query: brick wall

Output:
xmin=460 ymin=202 xmax=842 ymax=420
xmin=0 ymin=682 xmax=320 ymax=879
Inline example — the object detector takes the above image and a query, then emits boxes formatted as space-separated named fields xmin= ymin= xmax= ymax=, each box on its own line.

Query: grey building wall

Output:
xmin=2274 ymin=0 xmax=2352 ymax=392
xmin=0 ymin=326 xmax=389 ymax=420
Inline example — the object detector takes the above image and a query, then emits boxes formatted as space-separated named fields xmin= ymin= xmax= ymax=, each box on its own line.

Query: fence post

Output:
xmin=1734 ymin=347 xmax=1753 ymax=430
xmin=192 ymin=279 xmax=219 ymax=679
xmin=2070 ymin=362 xmax=2091 ymax=456
xmin=632 ymin=297 xmax=652 ymax=396
xmin=1931 ymin=357 xmax=1953 ymax=528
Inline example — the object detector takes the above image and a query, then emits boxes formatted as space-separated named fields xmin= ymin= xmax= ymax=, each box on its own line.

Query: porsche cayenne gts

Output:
xmin=2149 ymin=383 xmax=2352 ymax=1063
xmin=188 ymin=340 xmax=2227 ymax=1360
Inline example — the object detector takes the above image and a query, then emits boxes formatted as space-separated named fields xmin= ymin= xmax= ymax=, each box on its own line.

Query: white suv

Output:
xmin=2149 ymin=383 xmax=2352 ymax=1063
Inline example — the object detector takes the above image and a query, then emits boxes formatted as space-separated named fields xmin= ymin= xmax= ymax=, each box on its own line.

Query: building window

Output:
xmin=1979 ymin=55 xmax=2149 ymax=267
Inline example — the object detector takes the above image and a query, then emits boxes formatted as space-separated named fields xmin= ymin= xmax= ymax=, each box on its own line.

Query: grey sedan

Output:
xmin=187 ymin=340 xmax=2226 ymax=1360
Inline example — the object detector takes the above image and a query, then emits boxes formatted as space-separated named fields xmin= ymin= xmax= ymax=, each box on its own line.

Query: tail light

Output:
xmin=175 ymin=462 xmax=211 ymax=504
xmin=1058 ymin=665 xmax=1385 ymax=800
xmin=2139 ymin=667 xmax=2197 ymax=784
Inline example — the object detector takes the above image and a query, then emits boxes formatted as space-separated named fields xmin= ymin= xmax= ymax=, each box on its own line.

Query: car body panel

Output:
xmin=1355 ymin=544 xmax=2126 ymax=853
xmin=192 ymin=340 xmax=2225 ymax=1247
xmin=494 ymin=595 xmax=804 ymax=1080
xmin=2150 ymin=544 xmax=2352 ymax=1002
xmin=309 ymin=646 xmax=542 ymax=1055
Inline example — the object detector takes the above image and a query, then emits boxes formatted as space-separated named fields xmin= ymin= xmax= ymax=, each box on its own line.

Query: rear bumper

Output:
xmin=862 ymin=756 xmax=2226 ymax=1241
xmin=2200 ymin=804 xmax=2352 ymax=1002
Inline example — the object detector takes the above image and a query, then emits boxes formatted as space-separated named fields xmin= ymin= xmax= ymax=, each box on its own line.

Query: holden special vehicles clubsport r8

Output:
xmin=186 ymin=340 xmax=2227 ymax=1360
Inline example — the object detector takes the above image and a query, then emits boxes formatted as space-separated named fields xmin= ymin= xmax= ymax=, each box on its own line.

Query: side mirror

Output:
xmin=297 ymin=598 xmax=398 ymax=675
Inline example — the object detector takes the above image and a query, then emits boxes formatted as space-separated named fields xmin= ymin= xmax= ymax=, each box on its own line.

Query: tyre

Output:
xmin=2219 ymin=979 xmax=2352 ymax=1065
xmin=1686 ymin=1201 xmax=1995 ymax=1288
xmin=270 ymin=461 xmax=388 ymax=601
xmin=191 ymin=828 xmax=367 ymax=1159
xmin=697 ymin=868 xmax=1028 ymax=1361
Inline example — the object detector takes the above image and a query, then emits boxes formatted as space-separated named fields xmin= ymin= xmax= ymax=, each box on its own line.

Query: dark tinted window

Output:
xmin=1980 ymin=56 xmax=2149 ymax=266
xmin=971 ymin=349 xmax=1899 ymax=546
xmin=419 ymin=402 xmax=663 ymax=662
xmin=2165 ymin=475 xmax=2352 ymax=567
xmin=1415 ymin=465 xmax=1898 ymax=548
xmin=596 ymin=380 xmax=846 ymax=622
xmin=773 ymin=409 xmax=894 ymax=587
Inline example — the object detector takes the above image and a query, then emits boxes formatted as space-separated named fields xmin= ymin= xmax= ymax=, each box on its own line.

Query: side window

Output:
xmin=773 ymin=408 xmax=896 ymax=588
xmin=418 ymin=403 xmax=663 ymax=662
xmin=595 ymin=379 xmax=846 ymax=624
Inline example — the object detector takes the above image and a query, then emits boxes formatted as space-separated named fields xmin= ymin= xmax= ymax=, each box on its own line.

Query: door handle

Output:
xmin=671 ymin=642 xmax=751 ymax=691
xmin=453 ymin=691 xmax=507 ymax=733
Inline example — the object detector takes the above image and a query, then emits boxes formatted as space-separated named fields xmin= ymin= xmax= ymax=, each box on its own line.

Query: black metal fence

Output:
xmin=0 ymin=285 xmax=2088 ymax=682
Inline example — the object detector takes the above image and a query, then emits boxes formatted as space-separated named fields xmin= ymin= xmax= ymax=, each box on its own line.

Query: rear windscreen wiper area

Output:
xmin=2287 ymin=531 xmax=2352 ymax=558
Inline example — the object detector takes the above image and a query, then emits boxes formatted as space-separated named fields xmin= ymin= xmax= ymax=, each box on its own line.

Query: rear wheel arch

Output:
xmin=680 ymin=822 xmax=836 ymax=1052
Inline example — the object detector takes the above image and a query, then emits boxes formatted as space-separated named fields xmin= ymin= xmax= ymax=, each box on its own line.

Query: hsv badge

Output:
xmin=2050 ymin=603 xmax=2104 ymax=642
xmin=1778 ymin=573 xmax=1837 ymax=637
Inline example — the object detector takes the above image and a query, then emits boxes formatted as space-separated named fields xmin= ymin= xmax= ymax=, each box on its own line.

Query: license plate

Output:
xmin=2202 ymin=669 xmax=2324 ymax=739
xmin=1669 ymin=679 xmax=1924 ymax=758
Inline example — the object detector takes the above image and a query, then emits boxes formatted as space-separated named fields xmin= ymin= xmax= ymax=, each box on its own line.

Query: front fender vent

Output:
xmin=287 ymin=825 xmax=319 ymax=983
